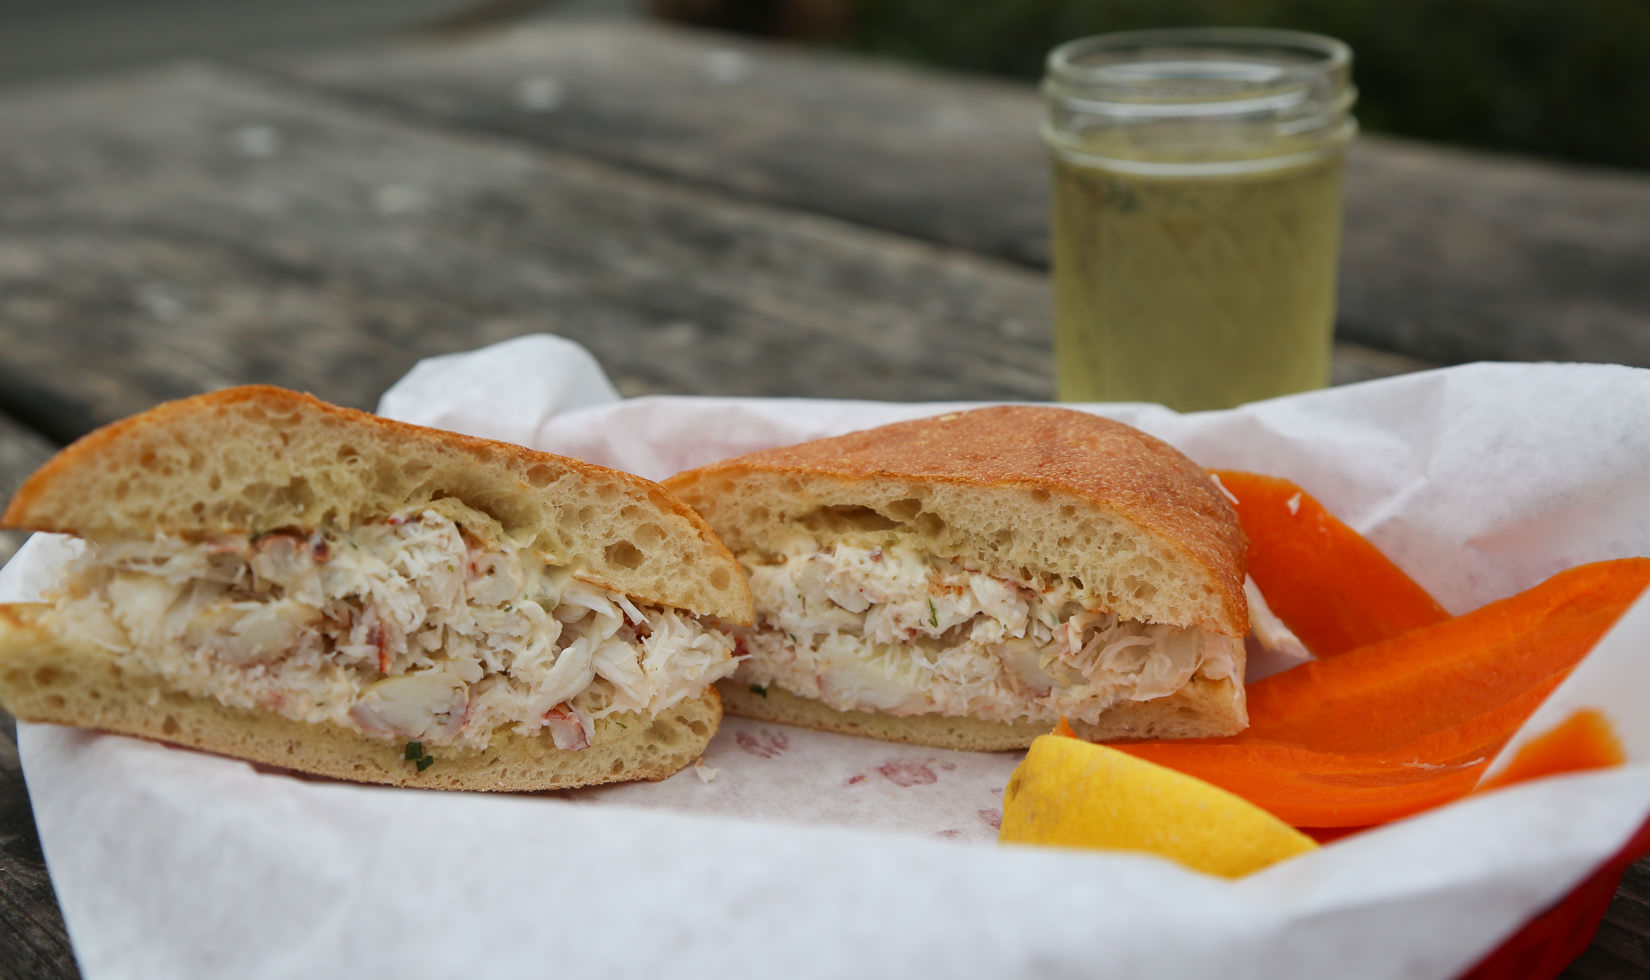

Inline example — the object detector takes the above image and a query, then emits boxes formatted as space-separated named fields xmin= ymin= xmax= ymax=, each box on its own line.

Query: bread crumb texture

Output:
xmin=667 ymin=406 xmax=1246 ymax=636
xmin=3 ymin=385 xmax=750 ymax=623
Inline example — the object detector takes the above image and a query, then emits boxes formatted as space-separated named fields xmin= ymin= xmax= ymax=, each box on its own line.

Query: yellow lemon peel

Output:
xmin=1000 ymin=734 xmax=1318 ymax=878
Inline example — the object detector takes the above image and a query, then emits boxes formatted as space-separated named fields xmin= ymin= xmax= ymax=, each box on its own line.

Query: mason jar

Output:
xmin=1043 ymin=28 xmax=1357 ymax=410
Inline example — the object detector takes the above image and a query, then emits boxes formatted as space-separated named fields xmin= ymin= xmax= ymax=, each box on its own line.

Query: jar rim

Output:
xmin=1046 ymin=28 xmax=1351 ymax=116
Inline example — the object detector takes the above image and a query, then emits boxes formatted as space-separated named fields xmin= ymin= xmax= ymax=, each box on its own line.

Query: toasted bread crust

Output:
xmin=0 ymin=604 xmax=720 ymax=791
xmin=670 ymin=406 xmax=1249 ymax=745
xmin=666 ymin=405 xmax=1245 ymax=635
xmin=0 ymin=386 xmax=749 ymax=790
xmin=4 ymin=385 xmax=751 ymax=623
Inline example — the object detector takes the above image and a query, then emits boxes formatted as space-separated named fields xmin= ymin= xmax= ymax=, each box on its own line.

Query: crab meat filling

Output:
xmin=739 ymin=533 xmax=1240 ymax=726
xmin=44 ymin=507 xmax=738 ymax=751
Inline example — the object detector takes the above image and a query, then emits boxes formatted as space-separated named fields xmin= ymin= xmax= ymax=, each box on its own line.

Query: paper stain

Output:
xmin=978 ymin=809 xmax=1002 ymax=830
xmin=878 ymin=760 xmax=938 ymax=787
xmin=735 ymin=730 xmax=790 ymax=760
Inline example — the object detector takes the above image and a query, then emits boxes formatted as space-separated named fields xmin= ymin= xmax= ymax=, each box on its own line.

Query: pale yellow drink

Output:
xmin=1051 ymin=149 xmax=1346 ymax=408
xmin=1042 ymin=29 xmax=1357 ymax=410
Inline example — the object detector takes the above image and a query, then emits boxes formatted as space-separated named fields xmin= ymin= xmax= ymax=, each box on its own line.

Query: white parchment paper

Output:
xmin=12 ymin=334 xmax=1650 ymax=979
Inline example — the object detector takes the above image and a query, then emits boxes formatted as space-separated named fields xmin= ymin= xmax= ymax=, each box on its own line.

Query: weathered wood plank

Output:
xmin=0 ymin=62 xmax=1045 ymax=432
xmin=255 ymin=21 xmax=1650 ymax=369
xmin=0 ymin=0 xmax=466 ymax=85
xmin=0 ymin=416 xmax=58 ymax=568
xmin=0 ymin=709 xmax=78 ymax=980
xmin=0 ymin=415 xmax=76 ymax=979
xmin=1585 ymin=863 xmax=1650 ymax=973
xmin=260 ymin=23 xmax=1056 ymax=259
xmin=1 ymin=700 xmax=78 ymax=980
xmin=0 ymin=63 xmax=1414 ymax=439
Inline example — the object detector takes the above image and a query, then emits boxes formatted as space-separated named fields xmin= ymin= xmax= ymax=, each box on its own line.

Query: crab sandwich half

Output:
xmin=0 ymin=385 xmax=753 ymax=790
xmin=664 ymin=405 xmax=1248 ymax=751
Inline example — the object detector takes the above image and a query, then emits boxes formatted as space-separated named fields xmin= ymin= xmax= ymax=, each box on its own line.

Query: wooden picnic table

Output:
xmin=2 ymin=18 xmax=1649 ymax=978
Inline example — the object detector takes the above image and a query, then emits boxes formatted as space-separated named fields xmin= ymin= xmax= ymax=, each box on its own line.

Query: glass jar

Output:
xmin=1043 ymin=28 xmax=1357 ymax=410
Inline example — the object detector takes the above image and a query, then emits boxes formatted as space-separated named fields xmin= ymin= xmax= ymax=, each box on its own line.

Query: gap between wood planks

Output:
xmin=234 ymin=20 xmax=1650 ymax=370
xmin=222 ymin=56 xmax=1438 ymax=385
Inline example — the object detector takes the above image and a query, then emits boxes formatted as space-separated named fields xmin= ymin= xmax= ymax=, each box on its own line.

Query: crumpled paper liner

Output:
xmin=9 ymin=334 xmax=1650 ymax=978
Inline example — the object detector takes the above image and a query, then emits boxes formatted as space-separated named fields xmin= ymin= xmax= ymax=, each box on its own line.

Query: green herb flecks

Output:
xmin=404 ymin=740 xmax=435 ymax=772
xmin=927 ymin=599 xmax=939 ymax=628
xmin=750 ymin=684 xmax=769 ymax=698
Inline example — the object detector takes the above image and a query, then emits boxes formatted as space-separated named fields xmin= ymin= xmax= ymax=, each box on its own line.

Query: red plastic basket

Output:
xmin=1461 ymin=812 xmax=1650 ymax=978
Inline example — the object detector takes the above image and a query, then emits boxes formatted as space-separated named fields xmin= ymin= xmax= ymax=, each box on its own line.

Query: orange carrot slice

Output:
xmin=1303 ymin=710 xmax=1629 ymax=845
xmin=1240 ymin=561 xmax=1649 ymax=752
xmin=1213 ymin=470 xmax=1449 ymax=657
xmin=1118 ymin=740 xmax=1489 ymax=827
xmin=1118 ymin=559 xmax=1650 ymax=827
xmin=1478 ymin=709 xmax=1626 ymax=793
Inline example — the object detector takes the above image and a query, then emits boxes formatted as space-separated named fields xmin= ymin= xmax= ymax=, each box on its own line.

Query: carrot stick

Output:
xmin=1240 ymin=560 xmax=1650 ymax=752
xmin=1302 ymin=708 xmax=1627 ymax=841
xmin=1121 ymin=732 xmax=1493 ymax=826
xmin=1117 ymin=559 xmax=1650 ymax=827
xmin=1478 ymin=709 xmax=1625 ymax=793
xmin=1213 ymin=470 xmax=1449 ymax=657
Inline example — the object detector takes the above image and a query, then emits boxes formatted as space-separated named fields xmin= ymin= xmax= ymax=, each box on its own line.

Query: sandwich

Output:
xmin=0 ymin=386 xmax=753 ymax=790
xmin=663 ymin=405 xmax=1248 ymax=750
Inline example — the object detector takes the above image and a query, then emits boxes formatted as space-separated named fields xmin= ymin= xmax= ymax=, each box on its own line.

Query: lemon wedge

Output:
xmin=1000 ymin=734 xmax=1318 ymax=878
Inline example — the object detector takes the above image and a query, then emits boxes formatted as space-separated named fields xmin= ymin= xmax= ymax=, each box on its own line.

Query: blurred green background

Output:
xmin=660 ymin=0 xmax=1650 ymax=172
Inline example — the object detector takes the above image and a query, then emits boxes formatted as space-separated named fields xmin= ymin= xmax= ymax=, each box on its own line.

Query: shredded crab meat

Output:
xmin=44 ymin=508 xmax=738 ymax=751
xmin=739 ymin=535 xmax=1241 ymax=726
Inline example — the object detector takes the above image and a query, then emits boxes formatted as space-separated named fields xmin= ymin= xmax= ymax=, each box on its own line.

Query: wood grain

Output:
xmin=257 ymin=20 xmax=1650 ymax=369
xmin=0 ymin=416 xmax=58 ymax=568
xmin=0 ymin=0 xmax=465 ymax=85
xmin=0 ymin=707 xmax=77 ymax=980
xmin=1566 ymin=862 xmax=1650 ymax=977
xmin=0 ymin=414 xmax=73 ymax=980
xmin=0 ymin=62 xmax=1416 ymax=440
xmin=0 ymin=61 xmax=1043 ymax=433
